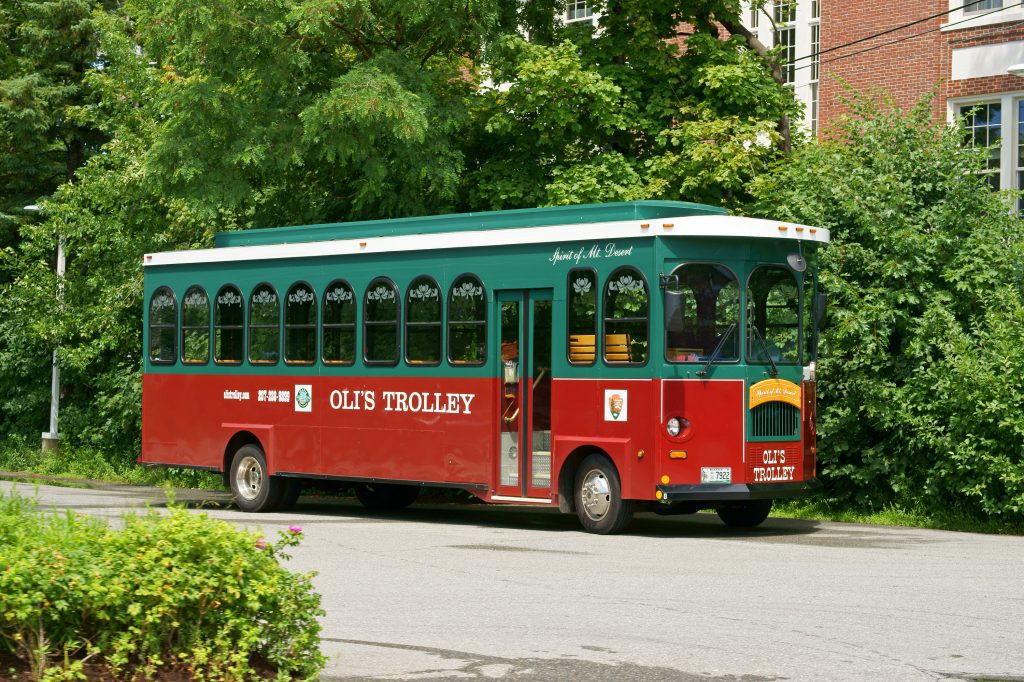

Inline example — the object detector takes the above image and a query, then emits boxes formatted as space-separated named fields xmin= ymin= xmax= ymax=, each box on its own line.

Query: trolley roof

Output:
xmin=145 ymin=201 xmax=829 ymax=268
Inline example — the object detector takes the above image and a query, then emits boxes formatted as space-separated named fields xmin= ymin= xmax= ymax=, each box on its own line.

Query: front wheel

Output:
xmin=354 ymin=483 xmax=420 ymax=510
xmin=717 ymin=500 xmax=773 ymax=528
xmin=229 ymin=444 xmax=285 ymax=512
xmin=573 ymin=454 xmax=634 ymax=534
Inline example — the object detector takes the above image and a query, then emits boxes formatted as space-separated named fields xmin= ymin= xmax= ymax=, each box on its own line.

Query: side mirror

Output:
xmin=664 ymin=290 xmax=685 ymax=333
xmin=814 ymin=292 xmax=827 ymax=326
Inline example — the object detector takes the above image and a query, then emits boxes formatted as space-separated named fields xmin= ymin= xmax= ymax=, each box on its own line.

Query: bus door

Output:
xmin=495 ymin=290 xmax=553 ymax=500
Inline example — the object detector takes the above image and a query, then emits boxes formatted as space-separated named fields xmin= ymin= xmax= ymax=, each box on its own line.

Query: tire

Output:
xmin=717 ymin=500 xmax=773 ymax=528
xmin=573 ymin=454 xmax=634 ymax=534
xmin=354 ymin=483 xmax=420 ymax=510
xmin=229 ymin=444 xmax=285 ymax=512
xmin=278 ymin=478 xmax=303 ymax=511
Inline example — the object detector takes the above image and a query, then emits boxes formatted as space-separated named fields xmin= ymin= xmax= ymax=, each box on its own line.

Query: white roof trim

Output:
xmin=143 ymin=215 xmax=829 ymax=268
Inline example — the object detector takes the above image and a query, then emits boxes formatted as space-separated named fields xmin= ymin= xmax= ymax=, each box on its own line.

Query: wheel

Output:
xmin=278 ymin=478 xmax=303 ymax=511
xmin=354 ymin=483 xmax=420 ymax=510
xmin=573 ymin=454 xmax=634 ymax=534
xmin=717 ymin=500 xmax=773 ymax=528
xmin=229 ymin=444 xmax=285 ymax=512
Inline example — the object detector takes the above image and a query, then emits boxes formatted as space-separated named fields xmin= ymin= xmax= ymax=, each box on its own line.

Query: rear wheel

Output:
xmin=229 ymin=444 xmax=285 ymax=512
xmin=717 ymin=500 xmax=773 ymax=528
xmin=573 ymin=454 xmax=634 ymax=534
xmin=354 ymin=483 xmax=420 ymax=510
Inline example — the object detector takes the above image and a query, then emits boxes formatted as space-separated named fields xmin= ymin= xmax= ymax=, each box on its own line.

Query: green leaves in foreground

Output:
xmin=0 ymin=491 xmax=325 ymax=680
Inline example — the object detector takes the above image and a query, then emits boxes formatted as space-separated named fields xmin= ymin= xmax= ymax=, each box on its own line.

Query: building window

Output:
xmin=248 ymin=283 xmax=280 ymax=365
xmin=750 ymin=5 xmax=759 ymax=28
xmin=285 ymin=282 xmax=316 ymax=365
xmin=810 ymin=82 xmax=819 ymax=137
xmin=775 ymin=26 xmax=796 ymax=85
xmin=181 ymin=285 xmax=209 ymax=365
xmin=965 ymin=0 xmax=1002 ymax=12
xmin=810 ymin=23 xmax=820 ymax=82
xmin=961 ymin=102 xmax=1002 ymax=191
xmin=773 ymin=0 xmax=796 ymax=24
xmin=149 ymin=286 xmax=177 ymax=365
xmin=811 ymin=0 xmax=820 ymax=19
xmin=322 ymin=280 xmax=355 ymax=365
xmin=1018 ymin=100 xmax=1024 ymax=212
xmin=405 ymin=276 xmax=441 ymax=365
xmin=566 ymin=1 xmax=593 ymax=22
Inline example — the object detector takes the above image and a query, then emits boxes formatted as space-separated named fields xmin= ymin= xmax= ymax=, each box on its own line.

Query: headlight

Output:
xmin=666 ymin=417 xmax=681 ymax=437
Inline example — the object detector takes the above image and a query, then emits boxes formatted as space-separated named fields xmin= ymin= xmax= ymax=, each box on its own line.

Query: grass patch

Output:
xmin=0 ymin=437 xmax=222 ymax=491
xmin=774 ymin=499 xmax=1024 ymax=535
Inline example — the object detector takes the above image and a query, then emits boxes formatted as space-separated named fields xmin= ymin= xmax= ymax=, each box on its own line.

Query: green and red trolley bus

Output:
xmin=141 ymin=201 xmax=828 ymax=534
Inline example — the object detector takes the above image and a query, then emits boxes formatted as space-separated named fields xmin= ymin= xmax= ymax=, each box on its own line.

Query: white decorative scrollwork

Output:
xmin=409 ymin=283 xmax=439 ymax=300
xmin=326 ymin=286 xmax=353 ymax=303
xmin=367 ymin=285 xmax=395 ymax=302
xmin=609 ymin=274 xmax=644 ymax=294
xmin=288 ymin=288 xmax=315 ymax=304
xmin=151 ymin=293 xmax=175 ymax=310
xmin=252 ymin=289 xmax=277 ymax=306
xmin=184 ymin=291 xmax=207 ymax=308
xmin=218 ymin=290 xmax=241 ymax=306
xmin=451 ymin=280 xmax=483 ymax=298
xmin=572 ymin=277 xmax=593 ymax=294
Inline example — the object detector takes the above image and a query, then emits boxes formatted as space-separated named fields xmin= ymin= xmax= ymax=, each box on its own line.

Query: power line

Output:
xmin=791 ymin=1 xmax=1024 ymax=74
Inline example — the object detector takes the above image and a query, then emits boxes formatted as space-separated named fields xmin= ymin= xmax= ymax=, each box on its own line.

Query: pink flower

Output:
xmin=255 ymin=537 xmax=267 ymax=550
xmin=288 ymin=525 xmax=302 ymax=535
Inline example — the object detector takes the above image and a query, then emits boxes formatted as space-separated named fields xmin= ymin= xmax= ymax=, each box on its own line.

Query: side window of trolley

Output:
xmin=285 ymin=282 xmax=317 ymax=365
xmin=249 ymin=283 xmax=280 ymax=365
xmin=406 ymin=276 xmax=441 ymax=365
xmin=603 ymin=267 xmax=648 ymax=365
xmin=448 ymin=274 xmax=486 ymax=366
xmin=747 ymin=265 xmax=800 ymax=365
xmin=323 ymin=279 xmax=356 ymax=365
xmin=149 ymin=286 xmax=177 ymax=365
xmin=365 ymin=277 xmax=399 ymax=365
xmin=215 ymin=285 xmax=244 ymax=364
xmin=567 ymin=268 xmax=597 ymax=366
xmin=664 ymin=264 xmax=739 ymax=363
xmin=181 ymin=286 xmax=210 ymax=365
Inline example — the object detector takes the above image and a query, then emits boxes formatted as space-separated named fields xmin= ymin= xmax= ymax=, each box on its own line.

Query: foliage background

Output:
xmin=1 ymin=1 xmax=1022 ymax=522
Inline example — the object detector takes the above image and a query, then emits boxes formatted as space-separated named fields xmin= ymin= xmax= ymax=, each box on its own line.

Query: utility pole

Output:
xmin=25 ymin=204 xmax=63 ymax=452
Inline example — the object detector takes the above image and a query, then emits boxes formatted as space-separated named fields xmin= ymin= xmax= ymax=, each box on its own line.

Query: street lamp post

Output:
xmin=25 ymin=204 xmax=63 ymax=452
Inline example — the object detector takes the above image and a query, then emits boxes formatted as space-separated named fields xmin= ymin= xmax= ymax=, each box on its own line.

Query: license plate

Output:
xmin=701 ymin=467 xmax=732 ymax=484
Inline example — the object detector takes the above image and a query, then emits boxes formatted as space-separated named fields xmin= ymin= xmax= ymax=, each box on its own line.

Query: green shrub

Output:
xmin=0 ymin=490 xmax=324 ymax=680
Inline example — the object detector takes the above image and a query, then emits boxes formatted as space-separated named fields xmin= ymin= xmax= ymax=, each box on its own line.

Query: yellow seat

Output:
xmin=569 ymin=334 xmax=596 ymax=364
xmin=604 ymin=333 xmax=631 ymax=363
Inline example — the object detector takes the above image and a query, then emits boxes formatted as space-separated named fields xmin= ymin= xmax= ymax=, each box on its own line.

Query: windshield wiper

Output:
xmin=750 ymin=324 xmax=779 ymax=377
xmin=697 ymin=324 xmax=736 ymax=377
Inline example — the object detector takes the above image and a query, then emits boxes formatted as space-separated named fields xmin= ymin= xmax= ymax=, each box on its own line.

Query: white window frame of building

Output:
xmin=950 ymin=93 xmax=1024 ymax=209
xmin=964 ymin=0 xmax=1003 ymax=13
xmin=944 ymin=0 xmax=1021 ymax=31
xmin=565 ymin=0 xmax=594 ymax=23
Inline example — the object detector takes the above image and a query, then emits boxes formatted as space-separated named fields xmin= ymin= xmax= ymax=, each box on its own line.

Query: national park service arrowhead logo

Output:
xmin=604 ymin=389 xmax=628 ymax=422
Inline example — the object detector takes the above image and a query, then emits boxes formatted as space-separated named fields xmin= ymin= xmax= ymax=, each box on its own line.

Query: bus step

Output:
xmin=531 ymin=449 xmax=551 ymax=488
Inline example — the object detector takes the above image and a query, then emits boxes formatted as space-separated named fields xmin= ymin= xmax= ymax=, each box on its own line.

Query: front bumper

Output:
xmin=657 ymin=478 xmax=823 ymax=502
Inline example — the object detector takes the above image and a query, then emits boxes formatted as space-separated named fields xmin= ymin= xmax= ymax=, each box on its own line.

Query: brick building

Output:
xmin=818 ymin=1 xmax=1024 ymax=193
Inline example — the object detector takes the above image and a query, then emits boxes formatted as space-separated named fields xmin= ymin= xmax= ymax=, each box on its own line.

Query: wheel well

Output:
xmin=222 ymin=431 xmax=262 ymax=485
xmin=557 ymin=445 xmax=612 ymax=514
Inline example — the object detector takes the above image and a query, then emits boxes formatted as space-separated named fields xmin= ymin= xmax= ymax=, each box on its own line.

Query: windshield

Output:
xmin=747 ymin=265 xmax=800 ymax=365
xmin=664 ymin=264 xmax=739 ymax=363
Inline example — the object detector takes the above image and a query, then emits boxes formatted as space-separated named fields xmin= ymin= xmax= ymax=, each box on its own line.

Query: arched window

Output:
xmin=248 ymin=283 xmax=279 ymax=365
xmin=322 ymin=280 xmax=356 ymax=365
xmin=215 ymin=285 xmax=244 ymax=364
xmin=747 ymin=265 xmax=800 ymax=365
xmin=603 ymin=267 xmax=648 ymax=365
xmin=664 ymin=263 xmax=739 ymax=363
xmin=567 ymin=269 xmax=597 ymax=365
xmin=285 ymin=282 xmax=317 ymax=365
xmin=149 ymin=286 xmax=177 ymax=364
xmin=364 ymin=278 xmax=398 ymax=365
xmin=447 ymin=274 xmax=486 ymax=365
xmin=181 ymin=286 xmax=209 ymax=365
xmin=405 ymin=276 xmax=441 ymax=365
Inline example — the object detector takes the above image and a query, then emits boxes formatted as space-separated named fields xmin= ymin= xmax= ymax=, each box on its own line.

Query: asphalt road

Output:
xmin=3 ymin=478 xmax=1023 ymax=681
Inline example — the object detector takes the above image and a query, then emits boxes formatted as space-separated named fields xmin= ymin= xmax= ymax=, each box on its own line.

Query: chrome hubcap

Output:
xmin=580 ymin=469 xmax=611 ymax=521
xmin=235 ymin=455 xmax=262 ymax=501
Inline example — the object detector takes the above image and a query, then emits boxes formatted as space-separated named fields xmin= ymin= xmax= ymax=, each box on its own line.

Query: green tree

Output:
xmin=751 ymin=93 xmax=1024 ymax=521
